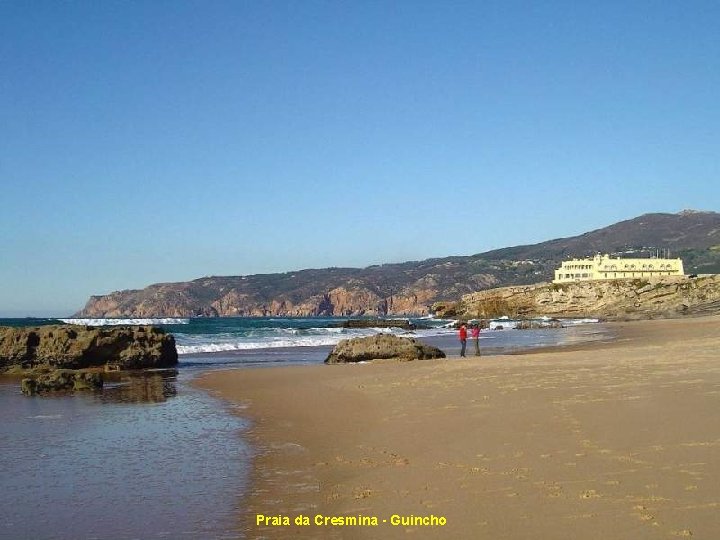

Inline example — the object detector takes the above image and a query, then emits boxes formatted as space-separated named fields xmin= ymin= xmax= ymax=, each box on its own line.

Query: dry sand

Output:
xmin=197 ymin=316 xmax=720 ymax=539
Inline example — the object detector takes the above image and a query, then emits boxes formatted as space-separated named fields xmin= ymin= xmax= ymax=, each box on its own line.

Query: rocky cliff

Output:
xmin=0 ymin=325 xmax=178 ymax=372
xmin=76 ymin=270 xmax=495 ymax=317
xmin=76 ymin=211 xmax=720 ymax=318
xmin=449 ymin=275 xmax=720 ymax=320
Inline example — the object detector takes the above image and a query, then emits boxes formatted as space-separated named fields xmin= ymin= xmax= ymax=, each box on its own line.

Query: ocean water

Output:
xmin=52 ymin=315 xmax=605 ymax=361
xmin=0 ymin=316 xmax=610 ymax=539
xmin=0 ymin=370 xmax=247 ymax=540
xmin=59 ymin=316 xmax=455 ymax=356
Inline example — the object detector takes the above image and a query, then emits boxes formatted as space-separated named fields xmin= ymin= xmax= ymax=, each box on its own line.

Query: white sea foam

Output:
xmin=488 ymin=320 xmax=519 ymax=330
xmin=560 ymin=318 xmax=600 ymax=325
xmin=60 ymin=318 xmax=190 ymax=326
xmin=176 ymin=336 xmax=342 ymax=354
xmin=175 ymin=325 xmax=455 ymax=355
xmin=486 ymin=317 xmax=601 ymax=330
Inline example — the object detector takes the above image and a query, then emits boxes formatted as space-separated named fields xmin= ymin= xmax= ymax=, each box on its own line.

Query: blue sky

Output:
xmin=1 ymin=1 xmax=719 ymax=316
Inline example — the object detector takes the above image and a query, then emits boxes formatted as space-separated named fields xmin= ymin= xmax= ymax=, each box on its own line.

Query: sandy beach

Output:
xmin=197 ymin=316 xmax=720 ymax=539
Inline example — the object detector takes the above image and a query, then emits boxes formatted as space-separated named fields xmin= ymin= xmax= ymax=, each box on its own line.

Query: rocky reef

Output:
xmin=0 ymin=325 xmax=178 ymax=373
xmin=325 ymin=334 xmax=446 ymax=364
xmin=21 ymin=370 xmax=104 ymax=395
xmin=442 ymin=275 xmax=720 ymax=320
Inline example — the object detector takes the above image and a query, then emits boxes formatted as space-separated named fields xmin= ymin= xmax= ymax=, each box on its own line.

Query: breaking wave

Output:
xmin=52 ymin=315 xmax=599 ymax=356
xmin=561 ymin=318 xmax=600 ymax=325
xmin=175 ymin=326 xmax=455 ymax=355
xmin=60 ymin=318 xmax=190 ymax=326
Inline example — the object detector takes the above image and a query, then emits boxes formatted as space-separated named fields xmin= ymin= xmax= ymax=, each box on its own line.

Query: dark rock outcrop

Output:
xmin=21 ymin=370 xmax=103 ymax=395
xmin=325 ymin=334 xmax=446 ymax=364
xmin=0 ymin=325 xmax=178 ymax=372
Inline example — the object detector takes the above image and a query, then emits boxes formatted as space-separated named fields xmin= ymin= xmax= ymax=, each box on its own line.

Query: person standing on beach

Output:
xmin=458 ymin=323 xmax=467 ymax=357
xmin=471 ymin=323 xmax=481 ymax=356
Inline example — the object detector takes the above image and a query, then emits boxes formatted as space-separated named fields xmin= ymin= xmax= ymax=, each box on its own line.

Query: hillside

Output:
xmin=75 ymin=210 xmax=720 ymax=317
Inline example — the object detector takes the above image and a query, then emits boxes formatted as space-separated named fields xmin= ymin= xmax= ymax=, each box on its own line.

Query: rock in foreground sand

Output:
xmin=325 ymin=334 xmax=445 ymax=364
xmin=0 ymin=325 xmax=178 ymax=371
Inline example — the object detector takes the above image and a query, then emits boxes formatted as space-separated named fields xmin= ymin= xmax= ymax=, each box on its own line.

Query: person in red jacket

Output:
xmin=471 ymin=323 xmax=481 ymax=356
xmin=458 ymin=323 xmax=467 ymax=357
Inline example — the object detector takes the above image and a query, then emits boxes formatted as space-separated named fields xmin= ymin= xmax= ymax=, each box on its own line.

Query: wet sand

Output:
xmin=197 ymin=316 xmax=720 ymax=539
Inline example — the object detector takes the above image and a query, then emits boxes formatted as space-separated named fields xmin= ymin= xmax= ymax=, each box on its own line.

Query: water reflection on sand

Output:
xmin=99 ymin=370 xmax=179 ymax=404
xmin=0 ymin=370 xmax=248 ymax=540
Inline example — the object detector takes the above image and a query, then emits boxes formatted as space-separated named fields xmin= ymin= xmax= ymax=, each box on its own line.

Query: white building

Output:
xmin=553 ymin=254 xmax=684 ymax=283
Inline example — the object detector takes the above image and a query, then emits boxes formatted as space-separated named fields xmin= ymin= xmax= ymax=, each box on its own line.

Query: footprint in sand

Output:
xmin=353 ymin=488 xmax=373 ymax=499
xmin=651 ymin=445 xmax=665 ymax=451
xmin=632 ymin=504 xmax=660 ymax=526
xmin=543 ymin=484 xmax=563 ymax=498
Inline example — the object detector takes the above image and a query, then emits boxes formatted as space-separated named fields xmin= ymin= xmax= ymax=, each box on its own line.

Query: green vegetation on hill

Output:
xmin=677 ymin=248 xmax=720 ymax=274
